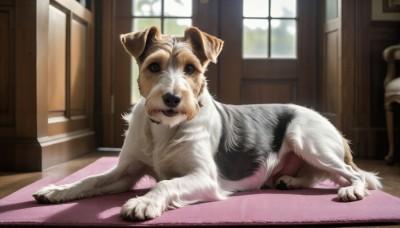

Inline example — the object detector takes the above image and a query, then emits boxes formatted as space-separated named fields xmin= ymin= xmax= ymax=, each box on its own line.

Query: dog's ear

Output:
xmin=184 ymin=27 xmax=224 ymax=63
xmin=120 ymin=26 xmax=161 ymax=60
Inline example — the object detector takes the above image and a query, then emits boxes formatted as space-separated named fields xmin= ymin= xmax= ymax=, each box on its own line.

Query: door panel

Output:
xmin=242 ymin=81 xmax=297 ymax=104
xmin=48 ymin=4 xmax=67 ymax=118
xmin=219 ymin=0 xmax=317 ymax=107
xmin=70 ymin=18 xmax=88 ymax=116
xmin=320 ymin=0 xmax=342 ymax=128
xmin=242 ymin=59 xmax=297 ymax=79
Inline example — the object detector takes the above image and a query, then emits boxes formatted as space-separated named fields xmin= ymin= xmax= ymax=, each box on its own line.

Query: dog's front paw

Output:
xmin=338 ymin=186 xmax=366 ymax=202
xmin=33 ymin=184 xmax=73 ymax=204
xmin=120 ymin=197 xmax=165 ymax=221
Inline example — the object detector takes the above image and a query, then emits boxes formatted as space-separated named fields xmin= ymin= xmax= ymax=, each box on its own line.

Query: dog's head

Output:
xmin=120 ymin=26 xmax=224 ymax=127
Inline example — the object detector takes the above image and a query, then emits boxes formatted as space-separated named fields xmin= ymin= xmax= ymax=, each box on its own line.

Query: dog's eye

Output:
xmin=148 ymin=63 xmax=161 ymax=73
xmin=184 ymin=64 xmax=196 ymax=75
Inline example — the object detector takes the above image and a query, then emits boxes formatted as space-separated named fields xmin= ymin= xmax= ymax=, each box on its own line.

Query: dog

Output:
xmin=33 ymin=26 xmax=382 ymax=221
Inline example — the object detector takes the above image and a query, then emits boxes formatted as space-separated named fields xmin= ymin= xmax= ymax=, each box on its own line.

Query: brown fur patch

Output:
xmin=138 ymin=49 xmax=170 ymax=98
xmin=342 ymin=136 xmax=360 ymax=172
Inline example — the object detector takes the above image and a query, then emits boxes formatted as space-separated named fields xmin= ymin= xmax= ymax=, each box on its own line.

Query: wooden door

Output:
xmin=218 ymin=0 xmax=318 ymax=107
xmin=319 ymin=0 xmax=342 ymax=128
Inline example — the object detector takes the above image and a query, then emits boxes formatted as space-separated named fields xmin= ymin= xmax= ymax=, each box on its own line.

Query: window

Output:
xmin=242 ymin=0 xmax=297 ymax=59
xmin=132 ymin=0 xmax=192 ymax=35
xmin=131 ymin=0 xmax=193 ymax=103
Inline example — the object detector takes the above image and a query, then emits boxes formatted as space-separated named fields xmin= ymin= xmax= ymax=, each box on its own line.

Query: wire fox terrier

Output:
xmin=34 ymin=26 xmax=382 ymax=221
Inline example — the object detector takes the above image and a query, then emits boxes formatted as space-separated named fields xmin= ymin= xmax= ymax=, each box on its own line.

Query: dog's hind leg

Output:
xmin=275 ymin=164 xmax=324 ymax=190
xmin=33 ymin=159 xmax=147 ymax=204
xmin=287 ymin=131 xmax=369 ymax=201
xmin=298 ymin=153 xmax=366 ymax=201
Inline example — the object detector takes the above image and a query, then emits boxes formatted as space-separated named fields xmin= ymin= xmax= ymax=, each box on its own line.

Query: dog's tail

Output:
xmin=342 ymin=137 xmax=383 ymax=190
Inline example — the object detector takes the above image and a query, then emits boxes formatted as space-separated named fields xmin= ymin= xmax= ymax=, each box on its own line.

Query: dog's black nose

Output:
xmin=162 ymin=93 xmax=181 ymax=108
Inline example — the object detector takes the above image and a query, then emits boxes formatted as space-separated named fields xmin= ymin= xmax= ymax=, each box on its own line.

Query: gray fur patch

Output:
xmin=214 ymin=103 xmax=295 ymax=181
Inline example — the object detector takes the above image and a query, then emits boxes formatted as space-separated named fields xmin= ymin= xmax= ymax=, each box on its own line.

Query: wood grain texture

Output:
xmin=0 ymin=0 xmax=95 ymax=171
xmin=0 ymin=8 xmax=15 ymax=129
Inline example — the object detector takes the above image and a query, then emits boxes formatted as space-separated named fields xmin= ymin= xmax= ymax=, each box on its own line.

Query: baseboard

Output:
xmin=39 ymin=130 xmax=96 ymax=170
xmin=0 ymin=130 xmax=96 ymax=172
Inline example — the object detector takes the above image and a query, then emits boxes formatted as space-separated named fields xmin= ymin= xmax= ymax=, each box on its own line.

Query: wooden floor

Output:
xmin=0 ymin=150 xmax=399 ymax=227
xmin=0 ymin=151 xmax=118 ymax=199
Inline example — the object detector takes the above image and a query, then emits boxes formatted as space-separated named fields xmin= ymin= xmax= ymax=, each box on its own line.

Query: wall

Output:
xmin=0 ymin=0 xmax=95 ymax=171
xmin=353 ymin=0 xmax=400 ymax=159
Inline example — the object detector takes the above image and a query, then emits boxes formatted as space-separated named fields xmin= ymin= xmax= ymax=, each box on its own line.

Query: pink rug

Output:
xmin=1 ymin=157 xmax=400 ymax=227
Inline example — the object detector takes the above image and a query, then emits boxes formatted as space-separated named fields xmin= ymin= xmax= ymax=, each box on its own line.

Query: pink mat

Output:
xmin=1 ymin=157 xmax=400 ymax=227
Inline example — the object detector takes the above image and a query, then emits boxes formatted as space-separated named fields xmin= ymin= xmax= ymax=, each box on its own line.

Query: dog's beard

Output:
xmin=147 ymin=110 xmax=187 ymax=127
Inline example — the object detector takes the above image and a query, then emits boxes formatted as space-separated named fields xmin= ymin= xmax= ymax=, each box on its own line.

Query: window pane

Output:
xmin=325 ymin=0 xmax=338 ymax=21
xmin=270 ymin=0 xmax=296 ymax=18
xmin=133 ymin=18 xmax=161 ymax=31
xmin=164 ymin=18 xmax=191 ymax=36
xmin=243 ymin=0 xmax=269 ymax=17
xmin=164 ymin=0 xmax=192 ymax=17
xmin=131 ymin=59 xmax=141 ymax=103
xmin=132 ymin=0 xmax=161 ymax=16
xmin=243 ymin=19 xmax=268 ymax=58
xmin=271 ymin=19 xmax=296 ymax=58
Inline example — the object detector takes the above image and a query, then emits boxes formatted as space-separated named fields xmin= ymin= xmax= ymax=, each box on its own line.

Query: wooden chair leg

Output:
xmin=385 ymin=109 xmax=394 ymax=163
